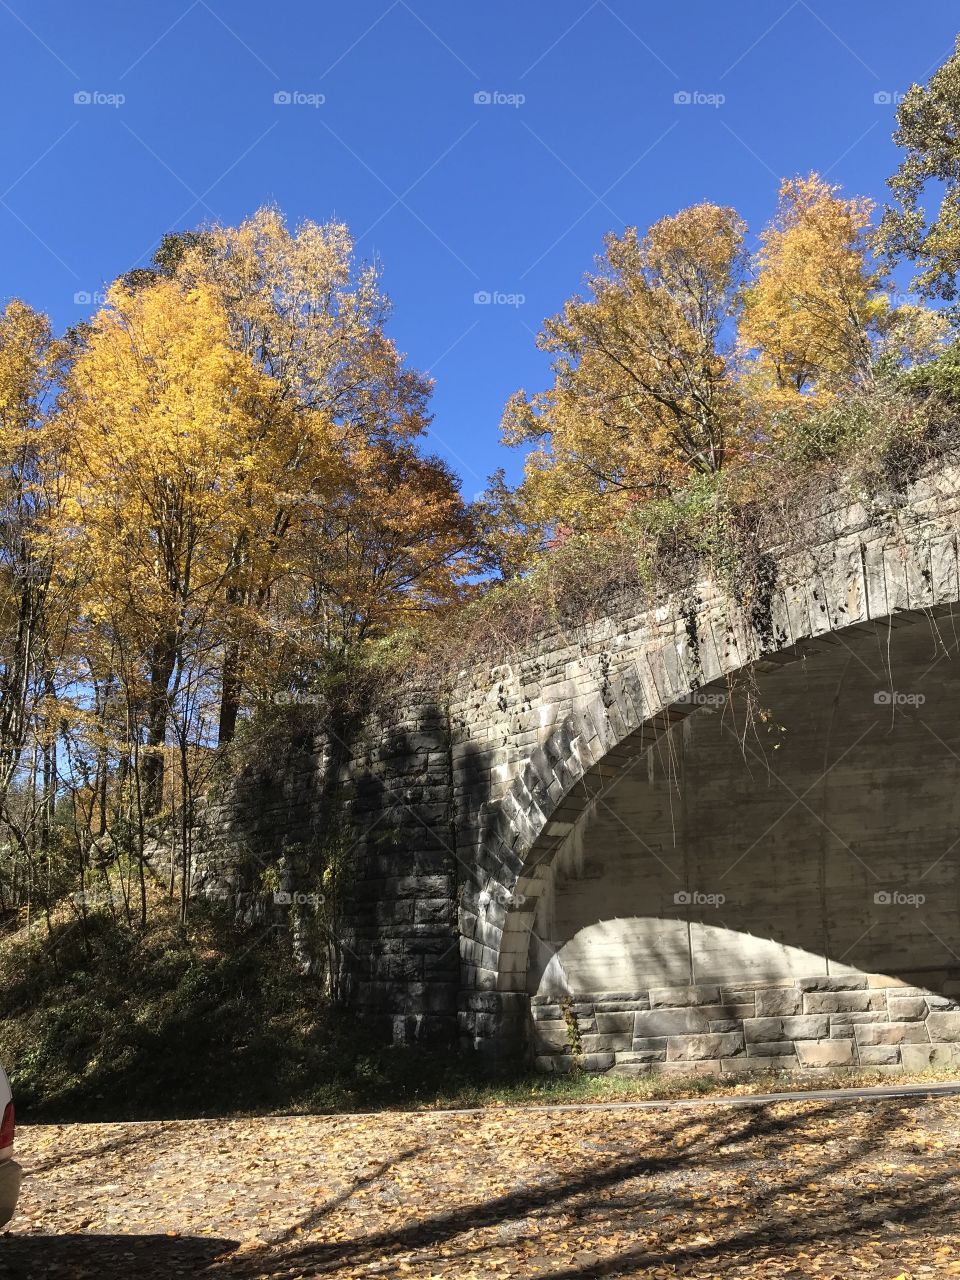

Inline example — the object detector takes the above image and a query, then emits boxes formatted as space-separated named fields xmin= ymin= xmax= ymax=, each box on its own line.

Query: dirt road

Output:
xmin=3 ymin=1090 xmax=960 ymax=1277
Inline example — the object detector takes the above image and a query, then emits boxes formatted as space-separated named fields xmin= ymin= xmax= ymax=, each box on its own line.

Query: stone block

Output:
xmin=702 ymin=1003 xmax=756 ymax=1022
xmin=594 ymin=999 xmax=651 ymax=1012
xmin=855 ymin=1021 xmax=931 ymax=1046
xmin=532 ymin=1021 xmax=571 ymax=1052
xmin=755 ymin=988 xmax=802 ymax=1017
xmin=634 ymin=1008 xmax=710 ymax=1037
xmin=580 ymin=1033 xmax=632 ymax=1054
xmin=926 ymin=1011 xmax=960 ymax=1041
xmin=857 ymin=1044 xmax=900 ymax=1066
xmin=925 ymin=995 xmax=960 ymax=1010
xmin=595 ymin=1012 xmax=636 ymax=1035
xmin=887 ymin=996 xmax=927 ymax=1022
xmin=746 ymin=1041 xmax=797 ymax=1057
xmin=615 ymin=1049 xmax=666 ymax=1065
xmin=797 ymin=975 xmax=867 ymax=992
xmin=632 ymin=1036 xmax=668 ymax=1053
xmin=649 ymin=985 xmax=720 ymax=1008
xmin=744 ymin=1015 xmax=829 ymax=1042
xmin=796 ymin=1039 xmax=854 ymax=1067
xmin=901 ymin=1042 xmax=960 ymax=1070
xmin=578 ymin=1052 xmax=616 ymax=1072
xmin=803 ymin=991 xmax=886 ymax=1014
xmin=646 ymin=1061 xmax=719 ymax=1077
xmin=708 ymin=1019 xmax=740 ymax=1033
xmin=666 ymin=1032 xmax=744 ymax=1062
xmin=721 ymin=1056 xmax=798 ymax=1073
xmin=830 ymin=1011 xmax=889 ymax=1025
xmin=867 ymin=974 xmax=920 ymax=989
xmin=535 ymin=1055 xmax=575 ymax=1074
xmin=719 ymin=987 xmax=764 ymax=1005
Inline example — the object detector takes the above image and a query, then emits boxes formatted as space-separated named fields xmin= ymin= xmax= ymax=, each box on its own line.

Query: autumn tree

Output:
xmin=501 ymin=204 xmax=747 ymax=537
xmin=877 ymin=36 xmax=960 ymax=300
xmin=154 ymin=208 xmax=480 ymax=741
xmin=739 ymin=174 xmax=888 ymax=405
xmin=738 ymin=172 xmax=948 ymax=460
xmin=62 ymin=277 xmax=274 ymax=814
xmin=265 ymin=437 xmax=482 ymax=675
xmin=0 ymin=301 xmax=67 ymax=832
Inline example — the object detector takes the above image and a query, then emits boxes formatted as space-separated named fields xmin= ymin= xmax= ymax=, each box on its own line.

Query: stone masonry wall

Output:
xmin=449 ymin=462 xmax=960 ymax=1059
xmin=531 ymin=975 xmax=960 ymax=1075
xmin=197 ymin=458 xmax=960 ymax=1065
xmin=198 ymin=692 xmax=461 ymax=1044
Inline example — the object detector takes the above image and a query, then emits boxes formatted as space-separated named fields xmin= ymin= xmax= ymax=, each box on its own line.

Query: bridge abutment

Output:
xmin=203 ymin=462 xmax=960 ymax=1074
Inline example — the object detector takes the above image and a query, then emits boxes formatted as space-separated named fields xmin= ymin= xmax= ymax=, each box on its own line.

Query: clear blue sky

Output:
xmin=1 ymin=4 xmax=957 ymax=495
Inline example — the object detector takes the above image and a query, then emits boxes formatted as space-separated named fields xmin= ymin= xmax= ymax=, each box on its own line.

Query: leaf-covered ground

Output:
xmin=2 ymin=1092 xmax=959 ymax=1278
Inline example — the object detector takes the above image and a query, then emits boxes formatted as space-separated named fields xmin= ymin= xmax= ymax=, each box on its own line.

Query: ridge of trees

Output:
xmin=5 ymin=41 xmax=960 ymax=933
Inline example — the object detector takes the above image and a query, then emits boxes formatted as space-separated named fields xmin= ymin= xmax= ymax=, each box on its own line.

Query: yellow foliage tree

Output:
xmin=501 ymin=204 xmax=747 ymax=536
xmin=62 ymin=277 xmax=279 ymax=811
xmin=0 ymin=301 xmax=66 ymax=820
xmin=157 ymin=207 xmax=479 ymax=739
xmin=740 ymin=174 xmax=888 ymax=407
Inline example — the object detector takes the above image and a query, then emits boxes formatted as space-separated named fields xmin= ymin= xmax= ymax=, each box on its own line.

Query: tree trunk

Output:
xmin=142 ymin=637 xmax=177 ymax=815
xmin=217 ymin=638 xmax=243 ymax=746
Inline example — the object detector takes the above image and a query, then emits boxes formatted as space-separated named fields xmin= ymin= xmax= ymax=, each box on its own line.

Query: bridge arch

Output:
xmin=453 ymin=472 xmax=960 ymax=1069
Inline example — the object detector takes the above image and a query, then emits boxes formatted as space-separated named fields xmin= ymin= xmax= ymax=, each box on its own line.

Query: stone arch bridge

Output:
xmin=212 ymin=462 xmax=960 ymax=1076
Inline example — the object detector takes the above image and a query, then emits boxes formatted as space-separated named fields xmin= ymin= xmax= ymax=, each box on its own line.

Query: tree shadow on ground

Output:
xmin=0 ymin=1233 xmax=237 ymax=1279
xmin=207 ymin=1097 xmax=954 ymax=1278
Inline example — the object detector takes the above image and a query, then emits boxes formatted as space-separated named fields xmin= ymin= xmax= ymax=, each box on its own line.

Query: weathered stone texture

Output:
xmin=196 ymin=462 xmax=960 ymax=1071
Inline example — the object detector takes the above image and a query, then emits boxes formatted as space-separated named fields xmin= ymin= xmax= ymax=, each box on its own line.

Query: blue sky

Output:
xmin=1 ymin=4 xmax=957 ymax=496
